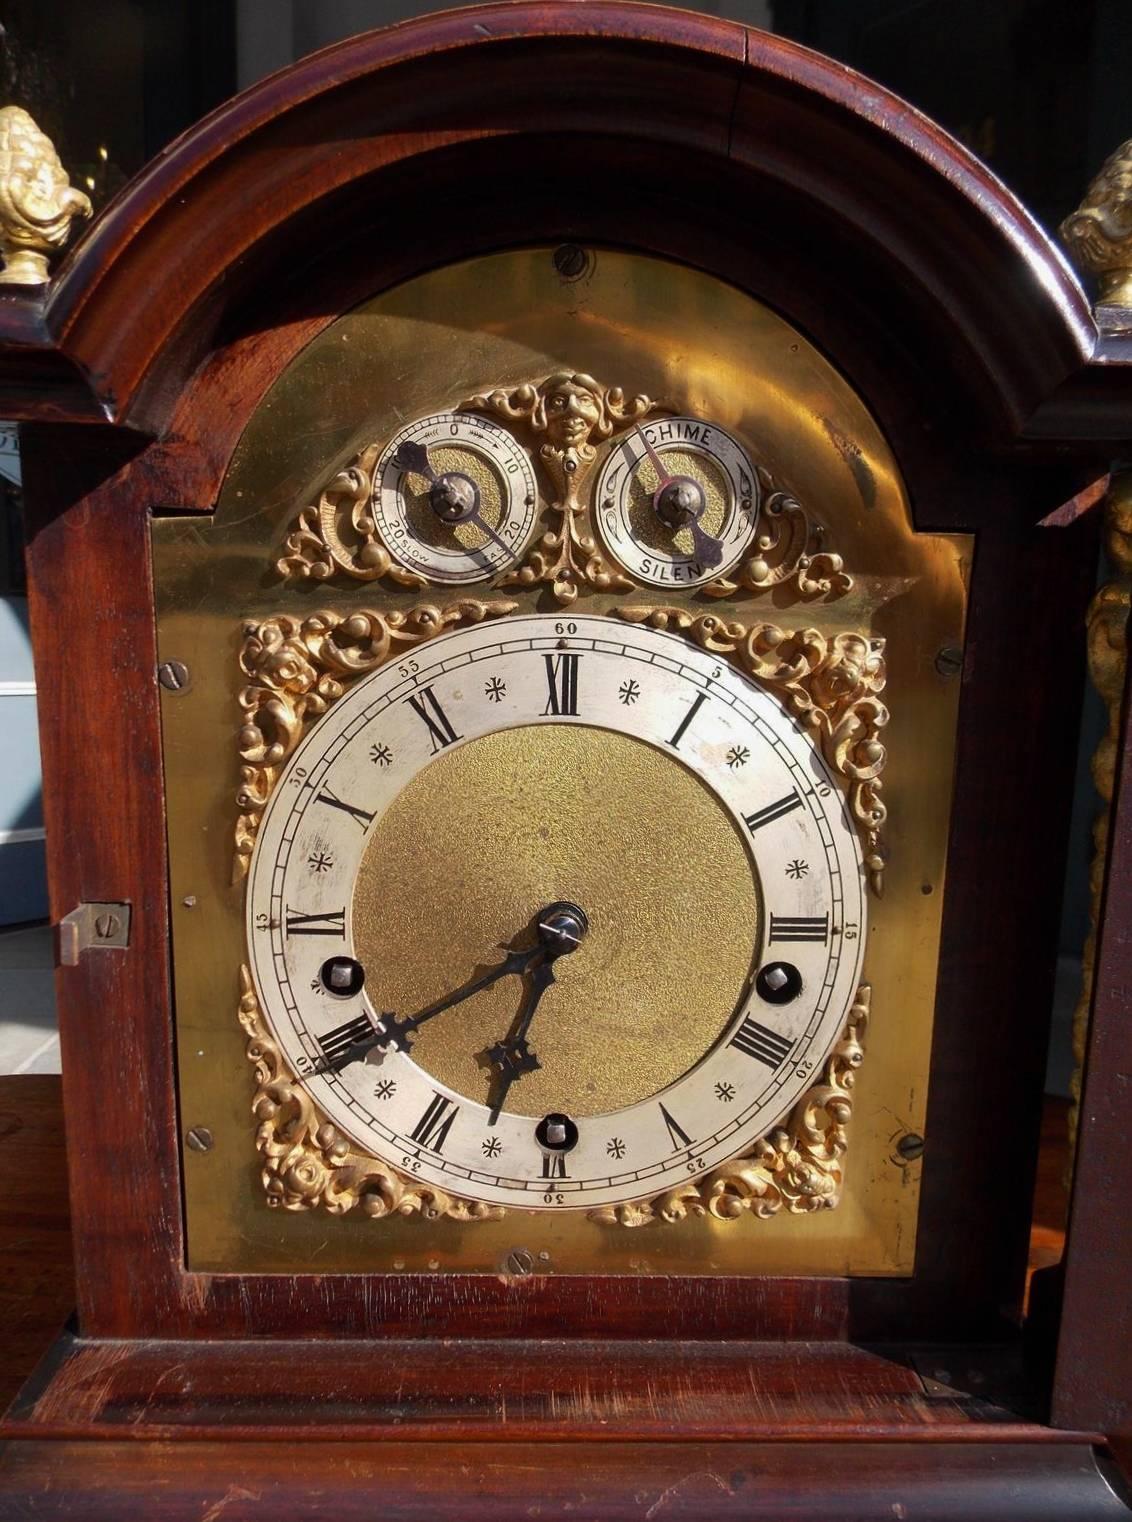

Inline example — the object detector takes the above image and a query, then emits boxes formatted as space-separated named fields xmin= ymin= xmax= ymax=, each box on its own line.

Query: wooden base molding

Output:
xmin=1 ymin=1435 xmax=1128 ymax=1521
xmin=0 ymin=1334 xmax=1054 ymax=1442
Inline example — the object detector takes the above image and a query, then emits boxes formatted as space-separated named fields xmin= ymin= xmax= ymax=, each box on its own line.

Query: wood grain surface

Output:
xmin=0 ymin=1077 xmax=73 ymax=1416
xmin=2 ymin=1437 xmax=1129 ymax=1521
xmin=0 ymin=1079 xmax=1076 ymax=1436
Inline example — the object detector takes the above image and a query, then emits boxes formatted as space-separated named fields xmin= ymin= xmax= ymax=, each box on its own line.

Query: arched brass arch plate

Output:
xmin=153 ymin=246 xmax=970 ymax=1276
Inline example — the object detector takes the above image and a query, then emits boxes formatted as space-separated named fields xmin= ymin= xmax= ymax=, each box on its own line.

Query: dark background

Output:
xmin=2 ymin=0 xmax=1129 ymax=238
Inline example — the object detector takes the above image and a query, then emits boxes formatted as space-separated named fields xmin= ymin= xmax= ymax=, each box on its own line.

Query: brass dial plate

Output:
xmin=354 ymin=724 xmax=759 ymax=1118
xmin=154 ymin=246 xmax=970 ymax=1275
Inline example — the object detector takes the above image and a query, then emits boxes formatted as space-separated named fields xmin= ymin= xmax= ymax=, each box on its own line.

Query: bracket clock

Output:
xmin=1 ymin=6 xmax=1131 ymax=1517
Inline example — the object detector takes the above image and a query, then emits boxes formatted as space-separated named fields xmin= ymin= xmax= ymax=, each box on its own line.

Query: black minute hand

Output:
xmin=314 ymin=941 xmax=546 ymax=1074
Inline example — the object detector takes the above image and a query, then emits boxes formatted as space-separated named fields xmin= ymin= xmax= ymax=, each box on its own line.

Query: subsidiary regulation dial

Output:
xmin=595 ymin=415 xmax=759 ymax=587
xmin=373 ymin=412 xmax=539 ymax=584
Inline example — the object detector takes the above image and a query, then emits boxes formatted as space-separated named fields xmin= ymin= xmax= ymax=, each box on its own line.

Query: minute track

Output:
xmin=248 ymin=614 xmax=865 ymax=1211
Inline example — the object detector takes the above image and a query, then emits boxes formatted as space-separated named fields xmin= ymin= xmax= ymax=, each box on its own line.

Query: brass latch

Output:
xmin=57 ymin=902 xmax=131 ymax=967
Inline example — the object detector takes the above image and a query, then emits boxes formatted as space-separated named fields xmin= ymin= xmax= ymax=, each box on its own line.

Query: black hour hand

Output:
xmin=486 ymin=1036 xmax=542 ymax=1081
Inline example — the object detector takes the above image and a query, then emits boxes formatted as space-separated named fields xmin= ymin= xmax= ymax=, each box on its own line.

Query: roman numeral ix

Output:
xmin=285 ymin=907 xmax=346 ymax=938
xmin=730 ymin=1016 xmax=794 ymax=1068
xmin=404 ymin=686 xmax=462 ymax=753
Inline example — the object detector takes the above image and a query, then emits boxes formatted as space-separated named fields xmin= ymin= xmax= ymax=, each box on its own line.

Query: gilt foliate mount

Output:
xmin=234 ymin=598 xmax=517 ymax=879
xmin=239 ymin=962 xmax=870 ymax=1229
xmin=593 ymin=984 xmax=871 ymax=1228
xmin=276 ymin=371 xmax=851 ymax=603
xmin=615 ymin=607 xmax=889 ymax=896
xmin=239 ymin=966 xmax=504 ymax=1224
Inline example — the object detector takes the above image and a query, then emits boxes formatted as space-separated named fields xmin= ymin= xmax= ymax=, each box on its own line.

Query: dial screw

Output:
xmin=755 ymin=961 xmax=803 ymax=1004
xmin=897 ymin=1132 xmax=925 ymax=1162
xmin=553 ymin=243 xmax=588 ymax=280
xmin=536 ymin=1112 xmax=579 ymax=1153
xmin=93 ymin=911 xmax=121 ymax=942
xmin=320 ymin=956 xmax=366 ymax=998
xmin=505 ymin=1248 xmax=535 ymax=1276
xmin=158 ymin=659 xmax=190 ymax=692
xmin=935 ymin=646 xmax=964 ymax=678
xmin=186 ymin=1126 xmax=213 ymax=1153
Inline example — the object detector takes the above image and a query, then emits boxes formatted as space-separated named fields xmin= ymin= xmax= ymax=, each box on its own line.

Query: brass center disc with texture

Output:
xmin=352 ymin=725 xmax=760 ymax=1116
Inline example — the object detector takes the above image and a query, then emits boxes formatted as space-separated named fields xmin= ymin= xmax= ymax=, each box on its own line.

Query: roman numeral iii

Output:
xmin=542 ymin=653 xmax=581 ymax=716
xmin=730 ymin=1016 xmax=794 ymax=1068
xmin=404 ymin=686 xmax=462 ymax=753
xmin=769 ymin=913 xmax=829 ymax=943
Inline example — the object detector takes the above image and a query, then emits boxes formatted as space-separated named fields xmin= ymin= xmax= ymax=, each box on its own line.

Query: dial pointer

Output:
xmin=466 ymin=507 xmax=516 ymax=560
xmin=637 ymin=424 xmax=674 ymax=489
xmin=391 ymin=439 xmax=437 ymax=482
xmin=484 ymin=900 xmax=588 ymax=1121
xmin=688 ymin=516 xmax=725 ymax=570
xmin=637 ymin=426 xmax=726 ymax=569
xmin=395 ymin=438 xmax=516 ymax=563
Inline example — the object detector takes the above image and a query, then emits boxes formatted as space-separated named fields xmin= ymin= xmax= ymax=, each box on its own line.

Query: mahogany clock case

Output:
xmin=0 ymin=1 xmax=1129 ymax=1509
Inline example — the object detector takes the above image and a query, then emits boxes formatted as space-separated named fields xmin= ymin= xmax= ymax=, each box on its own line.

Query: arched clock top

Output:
xmin=0 ymin=1 xmax=1116 ymax=464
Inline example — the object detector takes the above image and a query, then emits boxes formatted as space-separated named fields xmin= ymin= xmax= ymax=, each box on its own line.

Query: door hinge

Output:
xmin=57 ymin=902 xmax=131 ymax=966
